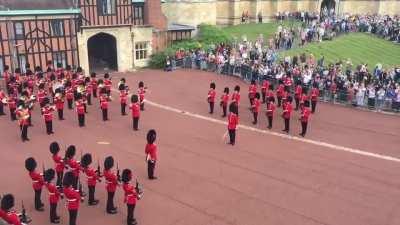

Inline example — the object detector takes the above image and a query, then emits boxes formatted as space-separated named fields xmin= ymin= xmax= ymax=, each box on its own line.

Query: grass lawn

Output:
xmin=222 ymin=20 xmax=301 ymax=41
xmin=280 ymin=33 xmax=400 ymax=70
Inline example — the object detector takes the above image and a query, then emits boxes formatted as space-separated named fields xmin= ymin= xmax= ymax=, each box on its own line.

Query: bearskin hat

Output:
xmin=104 ymin=73 xmax=110 ymax=79
xmin=66 ymin=65 xmax=72 ymax=71
xmin=90 ymin=72 xmax=96 ymax=78
xmin=138 ymin=81 xmax=144 ymax=88
xmin=304 ymin=100 xmax=310 ymax=107
xmin=75 ymin=92 xmax=82 ymax=100
xmin=34 ymin=66 xmax=42 ymax=72
xmin=99 ymin=88 xmax=107 ymax=95
xmin=287 ymin=95 xmax=293 ymax=103
xmin=1 ymin=194 xmax=14 ymax=211
xmin=118 ymin=83 xmax=125 ymax=91
xmin=210 ymin=82 xmax=216 ymax=89
xmin=44 ymin=168 xmax=55 ymax=183
xmin=65 ymin=145 xmax=76 ymax=159
xmin=121 ymin=169 xmax=132 ymax=183
xmin=25 ymin=63 xmax=30 ymax=69
xmin=131 ymin=94 xmax=139 ymax=103
xmin=80 ymin=153 xmax=92 ymax=168
xmin=97 ymin=79 xmax=104 ymax=85
xmin=46 ymin=67 xmax=53 ymax=73
xmin=76 ymin=67 xmax=83 ymax=73
xmin=147 ymin=129 xmax=157 ymax=144
xmin=4 ymin=65 xmax=9 ymax=70
xmin=269 ymin=84 xmax=274 ymax=90
xmin=17 ymin=100 xmax=25 ymax=109
xmin=84 ymin=77 xmax=90 ymax=84
xmin=72 ymin=73 xmax=77 ymax=79
xmin=224 ymin=87 xmax=229 ymax=94
xmin=104 ymin=156 xmax=114 ymax=170
xmin=255 ymin=92 xmax=260 ymax=99
xmin=15 ymin=68 xmax=21 ymax=74
xmin=268 ymin=96 xmax=275 ymax=103
xmin=251 ymin=80 xmax=256 ymax=85
xmin=63 ymin=171 xmax=75 ymax=187
xmin=313 ymin=82 xmax=318 ymax=88
xmin=229 ymin=102 xmax=238 ymax=114
xmin=56 ymin=63 xmax=62 ymax=68
xmin=47 ymin=60 xmax=53 ymax=65
xmin=43 ymin=97 xmax=50 ymax=106
xmin=234 ymin=85 xmax=240 ymax=92
xmin=49 ymin=142 xmax=60 ymax=155
xmin=25 ymin=157 xmax=37 ymax=172
xmin=284 ymin=86 xmax=290 ymax=93
xmin=302 ymin=87 xmax=308 ymax=94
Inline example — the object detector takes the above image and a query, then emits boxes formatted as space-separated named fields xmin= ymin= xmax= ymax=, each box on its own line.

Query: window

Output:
xmin=133 ymin=5 xmax=144 ymax=25
xmin=14 ymin=22 xmax=24 ymax=39
xmin=53 ymin=52 xmax=67 ymax=68
xmin=18 ymin=55 xmax=27 ymax=73
xmin=0 ymin=57 xmax=3 ymax=76
xmin=99 ymin=0 xmax=116 ymax=15
xmin=51 ymin=20 xmax=64 ymax=37
xmin=135 ymin=42 xmax=148 ymax=60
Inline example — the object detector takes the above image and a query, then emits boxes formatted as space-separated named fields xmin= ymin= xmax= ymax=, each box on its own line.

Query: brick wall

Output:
xmin=144 ymin=0 xmax=167 ymax=31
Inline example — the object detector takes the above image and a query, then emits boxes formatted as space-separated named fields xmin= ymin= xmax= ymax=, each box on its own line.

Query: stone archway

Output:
xmin=320 ymin=0 xmax=338 ymax=19
xmin=87 ymin=32 xmax=118 ymax=72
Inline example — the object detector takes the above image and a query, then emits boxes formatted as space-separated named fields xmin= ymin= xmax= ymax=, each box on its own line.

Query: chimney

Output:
xmin=144 ymin=0 xmax=167 ymax=31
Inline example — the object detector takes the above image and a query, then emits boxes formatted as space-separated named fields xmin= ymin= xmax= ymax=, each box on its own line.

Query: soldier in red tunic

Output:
xmin=310 ymin=84 xmax=320 ymax=113
xmin=261 ymin=79 xmax=270 ymax=103
xmin=220 ymin=87 xmax=229 ymax=117
xmin=104 ymin=73 xmax=112 ymax=96
xmin=299 ymin=100 xmax=311 ymax=137
xmin=64 ymin=146 xmax=81 ymax=190
xmin=122 ymin=169 xmax=142 ymax=225
xmin=207 ymin=82 xmax=216 ymax=114
xmin=80 ymin=153 xmax=100 ymax=206
xmin=41 ymin=97 xmax=55 ymax=135
xmin=137 ymin=81 xmax=147 ymax=111
xmin=24 ymin=157 xmax=44 ymax=211
xmin=90 ymin=73 xmax=98 ymax=98
xmin=294 ymin=81 xmax=303 ymax=110
xmin=7 ymin=89 xmax=17 ymax=121
xmin=231 ymin=85 xmax=241 ymax=107
xmin=103 ymin=156 xmax=118 ymax=214
xmin=44 ymin=169 xmax=61 ymax=224
xmin=75 ymin=94 xmax=85 ymax=127
xmin=63 ymin=172 xmax=81 ymax=225
xmin=251 ymin=92 xmax=261 ymax=124
xmin=282 ymin=96 xmax=293 ymax=133
xmin=65 ymin=81 xmax=74 ymax=110
xmin=49 ymin=142 xmax=64 ymax=189
xmin=1 ymin=194 xmax=26 ymax=225
xmin=99 ymin=88 xmax=109 ymax=121
xmin=130 ymin=95 xmax=140 ymax=131
xmin=119 ymin=79 xmax=129 ymax=116
xmin=227 ymin=103 xmax=239 ymax=145
xmin=248 ymin=80 xmax=257 ymax=106
xmin=276 ymin=80 xmax=284 ymax=107
xmin=0 ymin=88 xmax=7 ymax=115
xmin=266 ymin=96 xmax=276 ymax=129
xmin=53 ymin=91 xmax=65 ymax=120
xmin=145 ymin=130 xmax=158 ymax=179
xmin=84 ymin=77 xmax=92 ymax=106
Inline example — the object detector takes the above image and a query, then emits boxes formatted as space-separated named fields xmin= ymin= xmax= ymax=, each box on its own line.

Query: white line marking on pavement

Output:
xmin=145 ymin=100 xmax=400 ymax=163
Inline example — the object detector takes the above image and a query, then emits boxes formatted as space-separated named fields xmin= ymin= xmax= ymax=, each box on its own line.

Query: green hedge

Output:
xmin=148 ymin=24 xmax=233 ymax=69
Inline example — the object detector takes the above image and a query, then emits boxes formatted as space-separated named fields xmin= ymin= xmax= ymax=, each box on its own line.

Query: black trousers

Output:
xmin=277 ymin=96 xmax=282 ymax=107
xmin=121 ymin=103 xmax=126 ymax=115
xmin=249 ymin=97 xmax=254 ymax=106
xmin=127 ymin=204 xmax=136 ymax=225
xmin=56 ymin=172 xmax=63 ymax=188
xmin=84 ymin=104 xmax=87 ymax=113
xmin=34 ymin=189 xmax=43 ymax=210
xmin=72 ymin=176 xmax=78 ymax=190
xmin=67 ymin=99 xmax=73 ymax=109
xmin=88 ymin=185 xmax=96 ymax=204
xmin=228 ymin=129 xmax=236 ymax=145
xmin=284 ymin=118 xmax=290 ymax=132
xmin=102 ymin=109 xmax=108 ymax=121
xmin=253 ymin=112 xmax=258 ymax=124
xmin=93 ymin=89 xmax=97 ymax=98
xmin=68 ymin=209 xmax=77 ymax=225
xmin=133 ymin=117 xmax=139 ymax=130
xmin=147 ymin=160 xmax=156 ymax=179
xmin=78 ymin=114 xmax=85 ymax=127
xmin=87 ymin=95 xmax=92 ymax=105
xmin=45 ymin=121 xmax=53 ymax=134
xmin=0 ymin=102 xmax=5 ymax=115
xmin=21 ymin=125 xmax=28 ymax=140
xmin=261 ymin=92 xmax=266 ymax=103
xmin=57 ymin=109 xmax=63 ymax=120
xmin=10 ymin=108 xmax=16 ymax=121
xmin=50 ymin=203 xmax=58 ymax=222
xmin=295 ymin=97 xmax=300 ymax=110
xmin=311 ymin=100 xmax=317 ymax=113
xmin=140 ymin=102 xmax=144 ymax=111
xmin=222 ymin=105 xmax=227 ymax=117
xmin=301 ymin=121 xmax=308 ymax=136
xmin=209 ymin=102 xmax=214 ymax=114
xmin=106 ymin=191 xmax=115 ymax=212
xmin=267 ymin=116 xmax=273 ymax=128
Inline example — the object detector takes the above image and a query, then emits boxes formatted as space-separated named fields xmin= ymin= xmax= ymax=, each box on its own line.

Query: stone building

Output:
xmin=162 ymin=0 xmax=400 ymax=29
xmin=0 ymin=0 xmax=194 ymax=73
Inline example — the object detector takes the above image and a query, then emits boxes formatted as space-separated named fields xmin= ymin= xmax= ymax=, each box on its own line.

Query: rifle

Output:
xmin=42 ymin=163 xmax=46 ymax=177
xmin=116 ymin=163 xmax=121 ymax=182
xmin=77 ymin=178 xmax=84 ymax=202
xmin=135 ymin=179 xmax=143 ymax=199
xmin=96 ymin=159 xmax=102 ymax=182
xmin=20 ymin=200 xmax=32 ymax=224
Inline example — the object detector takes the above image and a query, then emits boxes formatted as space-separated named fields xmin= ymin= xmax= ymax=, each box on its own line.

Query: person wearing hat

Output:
xmin=99 ymin=88 xmax=109 ymax=121
xmin=104 ymin=73 xmax=112 ymax=97
xmin=41 ymin=97 xmax=55 ymax=135
xmin=63 ymin=171 xmax=81 ymax=225
xmin=251 ymin=92 xmax=261 ymax=125
xmin=24 ymin=157 xmax=45 ymax=211
xmin=0 ymin=88 xmax=6 ymax=116
xmin=1 ymin=194 xmax=25 ymax=225
xmin=84 ymin=77 xmax=92 ymax=106
xmin=138 ymin=81 xmax=146 ymax=111
xmin=227 ymin=103 xmax=239 ymax=145
xmin=119 ymin=78 xmax=129 ymax=116
xmin=64 ymin=146 xmax=81 ymax=190
xmin=207 ymin=82 xmax=216 ymax=114
xmin=122 ymin=169 xmax=141 ymax=225
xmin=231 ymin=85 xmax=241 ymax=106
xmin=103 ymin=156 xmax=118 ymax=214
xmin=49 ymin=142 xmax=64 ymax=189
xmin=75 ymin=93 xmax=85 ymax=127
xmin=248 ymin=80 xmax=257 ymax=106
xmin=65 ymin=81 xmax=74 ymax=110
xmin=266 ymin=96 xmax=276 ymax=129
xmin=145 ymin=129 xmax=158 ymax=179
xmin=309 ymin=83 xmax=319 ymax=113
xmin=261 ymin=79 xmax=270 ymax=104
xmin=16 ymin=101 xmax=30 ymax=142
xmin=282 ymin=95 xmax=293 ymax=133
xmin=294 ymin=81 xmax=303 ymax=110
xmin=220 ymin=87 xmax=229 ymax=117
xmin=299 ymin=100 xmax=311 ymax=137
xmin=276 ymin=80 xmax=284 ymax=107
xmin=37 ymin=83 xmax=48 ymax=108
xmin=44 ymin=169 xmax=61 ymax=224
xmin=53 ymin=90 xmax=65 ymax=120
xmin=129 ymin=95 xmax=140 ymax=131
xmin=80 ymin=153 xmax=100 ymax=206
xmin=7 ymin=88 xmax=17 ymax=121
xmin=90 ymin=73 xmax=98 ymax=98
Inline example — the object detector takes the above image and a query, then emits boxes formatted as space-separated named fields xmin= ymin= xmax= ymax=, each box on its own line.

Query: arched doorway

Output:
xmin=87 ymin=32 xmax=118 ymax=72
xmin=320 ymin=0 xmax=336 ymax=19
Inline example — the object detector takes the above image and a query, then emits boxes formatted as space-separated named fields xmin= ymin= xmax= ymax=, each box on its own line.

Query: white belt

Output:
xmin=66 ymin=199 xmax=76 ymax=202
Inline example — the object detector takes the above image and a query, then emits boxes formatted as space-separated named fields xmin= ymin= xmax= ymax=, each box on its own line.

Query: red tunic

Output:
xmin=45 ymin=183 xmax=60 ymax=204
xmin=310 ymin=88 xmax=319 ymax=101
xmin=220 ymin=94 xmax=229 ymax=106
xmin=300 ymin=107 xmax=311 ymax=122
xmin=227 ymin=113 xmax=239 ymax=130
xmin=67 ymin=159 xmax=81 ymax=177
xmin=37 ymin=90 xmax=47 ymax=105
xmin=248 ymin=84 xmax=257 ymax=99
xmin=100 ymin=96 xmax=108 ymax=109
xmin=130 ymin=103 xmax=140 ymax=118
xmin=300 ymin=93 xmax=309 ymax=104
xmin=54 ymin=96 xmax=64 ymax=110
xmin=231 ymin=92 xmax=240 ymax=105
xmin=7 ymin=97 xmax=16 ymax=109
xmin=91 ymin=78 xmax=98 ymax=91
xmin=266 ymin=103 xmax=275 ymax=117
xmin=29 ymin=171 xmax=44 ymax=191
xmin=120 ymin=90 xmax=128 ymax=104
xmin=64 ymin=187 xmax=80 ymax=210
xmin=41 ymin=106 xmax=54 ymax=122
xmin=66 ymin=88 xmax=74 ymax=100
xmin=3 ymin=211 xmax=22 ymax=225
xmin=138 ymin=87 xmax=146 ymax=102
xmin=123 ymin=183 xmax=138 ymax=205
xmin=276 ymin=84 xmax=284 ymax=97
xmin=104 ymin=169 xmax=118 ymax=192
xmin=16 ymin=109 xmax=29 ymax=126
xmin=207 ymin=89 xmax=216 ymax=103
xmin=84 ymin=167 xmax=98 ymax=187
xmin=104 ymin=79 xmax=112 ymax=91
xmin=295 ymin=85 xmax=303 ymax=98
xmin=252 ymin=98 xmax=260 ymax=113
xmin=261 ymin=80 xmax=269 ymax=93
xmin=282 ymin=102 xmax=293 ymax=119
xmin=76 ymin=100 xmax=85 ymax=115
xmin=145 ymin=143 xmax=158 ymax=161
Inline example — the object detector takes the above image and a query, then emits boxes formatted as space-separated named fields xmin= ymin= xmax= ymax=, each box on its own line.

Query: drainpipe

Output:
xmin=131 ymin=32 xmax=135 ymax=70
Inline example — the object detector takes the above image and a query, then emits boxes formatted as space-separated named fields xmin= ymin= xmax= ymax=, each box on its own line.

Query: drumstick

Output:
xmin=222 ymin=131 xmax=228 ymax=142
